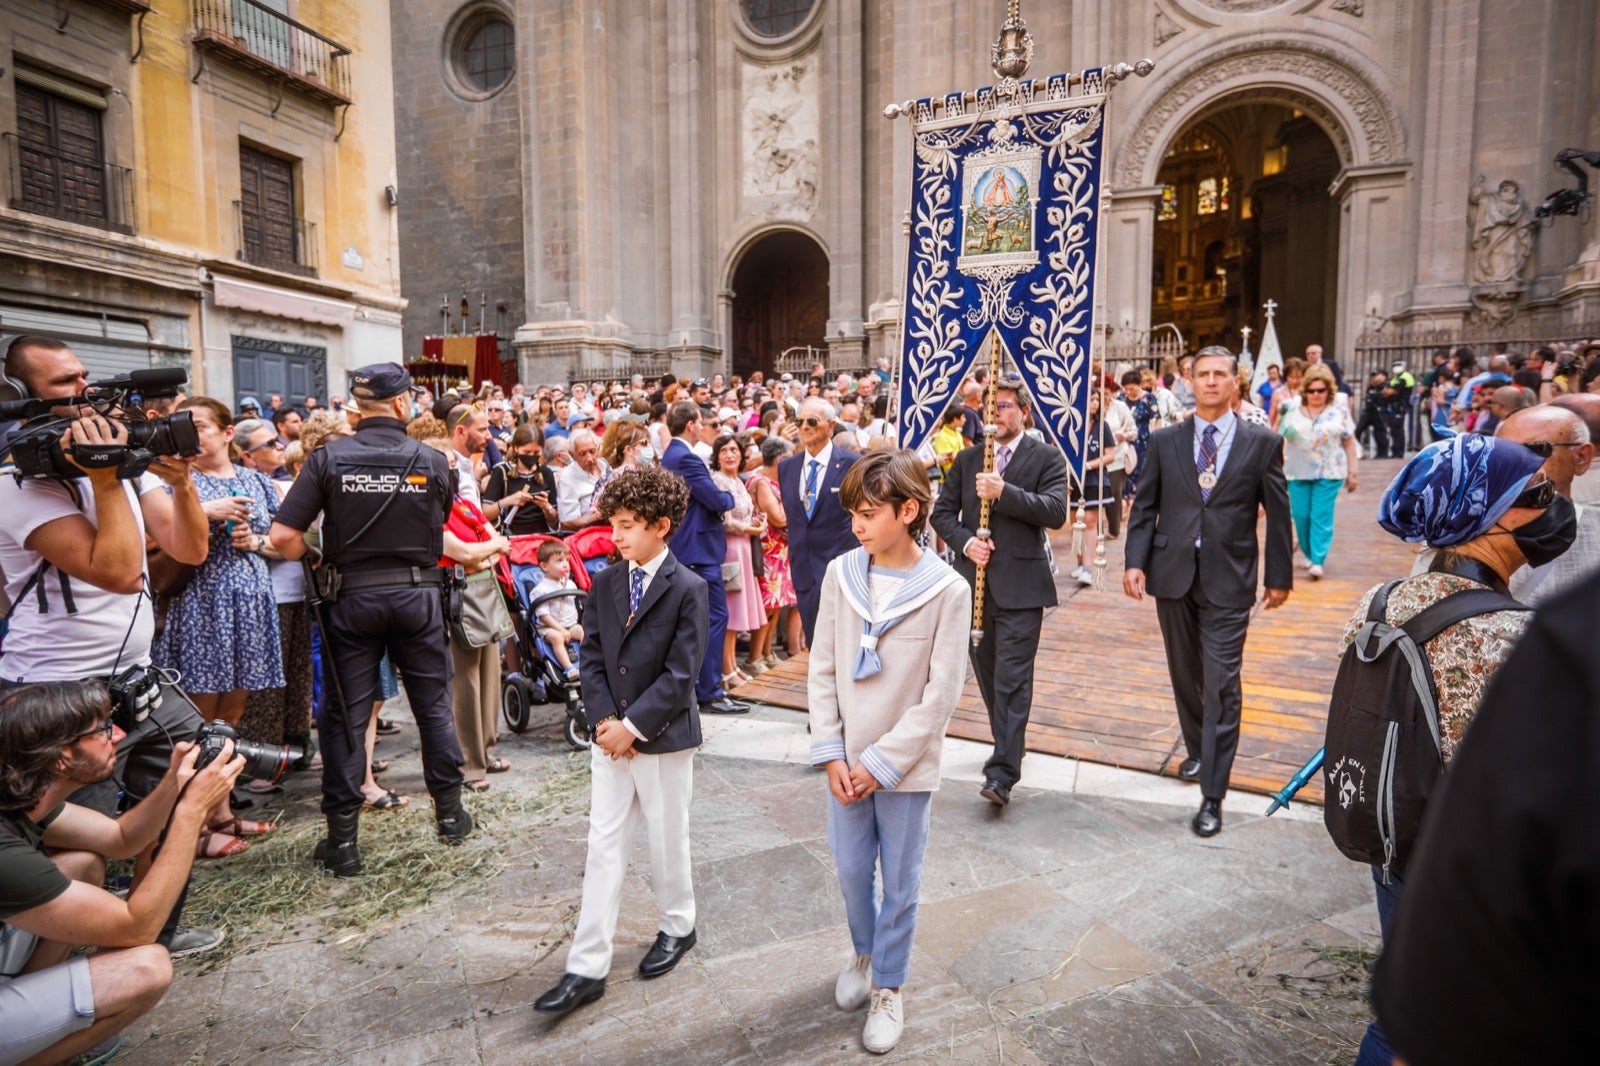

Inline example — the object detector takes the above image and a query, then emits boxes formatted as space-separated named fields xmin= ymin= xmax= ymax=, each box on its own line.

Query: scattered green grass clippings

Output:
xmin=181 ymin=757 xmax=590 ymax=965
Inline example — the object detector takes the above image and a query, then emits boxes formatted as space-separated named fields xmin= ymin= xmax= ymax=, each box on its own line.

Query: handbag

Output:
xmin=450 ymin=569 xmax=515 ymax=650
xmin=721 ymin=560 xmax=744 ymax=592
xmin=147 ymin=547 xmax=199 ymax=598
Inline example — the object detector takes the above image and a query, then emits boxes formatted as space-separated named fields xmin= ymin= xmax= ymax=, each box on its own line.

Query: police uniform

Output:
xmin=273 ymin=363 xmax=469 ymax=873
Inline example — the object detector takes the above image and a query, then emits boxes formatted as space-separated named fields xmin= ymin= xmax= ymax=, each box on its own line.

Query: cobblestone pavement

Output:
xmin=120 ymin=703 xmax=1376 ymax=1065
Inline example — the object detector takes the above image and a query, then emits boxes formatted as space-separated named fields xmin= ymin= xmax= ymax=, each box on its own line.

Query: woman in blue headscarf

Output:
xmin=1343 ymin=432 xmax=1578 ymax=1066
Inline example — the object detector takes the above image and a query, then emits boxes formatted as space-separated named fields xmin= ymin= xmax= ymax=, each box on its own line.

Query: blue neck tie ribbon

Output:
xmin=804 ymin=458 xmax=820 ymax=519
xmin=628 ymin=566 xmax=646 ymax=622
xmin=1198 ymin=424 xmax=1218 ymax=502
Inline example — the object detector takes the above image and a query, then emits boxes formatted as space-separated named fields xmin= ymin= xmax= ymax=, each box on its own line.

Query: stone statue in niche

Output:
xmin=1468 ymin=176 xmax=1535 ymax=323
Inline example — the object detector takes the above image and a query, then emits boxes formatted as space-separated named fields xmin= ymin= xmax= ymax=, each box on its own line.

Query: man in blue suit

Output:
xmin=659 ymin=401 xmax=748 ymax=714
xmin=778 ymin=399 xmax=861 ymax=644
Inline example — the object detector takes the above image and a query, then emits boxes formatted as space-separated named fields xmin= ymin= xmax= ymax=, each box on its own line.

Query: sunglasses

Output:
xmin=78 ymin=719 xmax=115 ymax=743
xmin=1304 ymin=387 xmax=1329 ymax=395
xmin=1520 ymin=440 xmax=1584 ymax=459
xmin=247 ymin=438 xmax=285 ymax=453
xmin=1513 ymin=477 xmax=1557 ymax=510
xmin=801 ymin=417 xmax=825 ymax=428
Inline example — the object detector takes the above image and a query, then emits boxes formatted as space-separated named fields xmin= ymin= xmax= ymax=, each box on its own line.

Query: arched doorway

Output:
xmin=729 ymin=230 xmax=829 ymax=380
xmin=1150 ymin=103 xmax=1340 ymax=356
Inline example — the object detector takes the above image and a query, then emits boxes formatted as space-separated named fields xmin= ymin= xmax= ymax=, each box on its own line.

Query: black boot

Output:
xmin=313 ymin=810 xmax=362 ymax=876
xmin=435 ymin=787 xmax=475 ymax=846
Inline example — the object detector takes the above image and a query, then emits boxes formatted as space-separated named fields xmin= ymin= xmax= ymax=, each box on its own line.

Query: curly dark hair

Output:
xmin=596 ymin=464 xmax=690 ymax=535
xmin=0 ymin=681 xmax=111 ymax=813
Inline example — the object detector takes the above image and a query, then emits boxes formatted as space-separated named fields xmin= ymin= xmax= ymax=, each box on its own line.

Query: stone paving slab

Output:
xmin=117 ymin=703 xmax=1372 ymax=1065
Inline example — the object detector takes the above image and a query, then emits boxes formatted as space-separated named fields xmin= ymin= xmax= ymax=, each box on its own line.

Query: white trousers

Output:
xmin=565 ymin=745 xmax=696 ymax=979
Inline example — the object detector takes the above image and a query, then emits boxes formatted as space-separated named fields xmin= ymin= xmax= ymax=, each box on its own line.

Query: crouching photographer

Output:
xmin=0 ymin=681 xmax=245 ymax=1066
xmin=0 ymin=336 xmax=236 ymax=953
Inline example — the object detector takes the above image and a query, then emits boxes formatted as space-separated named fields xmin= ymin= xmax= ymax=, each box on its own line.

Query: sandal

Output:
xmin=486 ymin=758 xmax=511 ymax=774
xmin=464 ymin=780 xmax=491 ymax=793
xmin=375 ymin=717 xmax=402 ymax=736
xmin=371 ymin=759 xmax=390 ymax=774
xmin=196 ymin=829 xmax=249 ymax=859
xmin=362 ymin=790 xmax=410 ymax=812
xmin=210 ymin=816 xmax=277 ymax=838
xmin=721 ymin=670 xmax=746 ymax=691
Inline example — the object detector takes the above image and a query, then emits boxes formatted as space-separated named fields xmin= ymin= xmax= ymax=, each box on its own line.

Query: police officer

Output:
xmin=269 ymin=363 xmax=472 ymax=875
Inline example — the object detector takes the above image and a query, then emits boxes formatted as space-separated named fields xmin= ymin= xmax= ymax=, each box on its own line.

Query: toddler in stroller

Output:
xmin=498 ymin=528 xmax=614 ymax=749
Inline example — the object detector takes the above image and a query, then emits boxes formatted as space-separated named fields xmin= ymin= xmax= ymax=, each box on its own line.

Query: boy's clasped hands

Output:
xmin=824 ymin=759 xmax=880 ymax=805
xmin=594 ymin=718 xmax=636 ymax=760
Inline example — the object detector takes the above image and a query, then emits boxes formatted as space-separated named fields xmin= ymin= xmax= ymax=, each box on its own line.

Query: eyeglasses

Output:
xmin=995 ymin=401 xmax=1019 ymax=411
xmin=247 ymin=438 xmax=285 ymax=453
xmin=1520 ymin=440 xmax=1584 ymax=459
xmin=692 ymin=379 xmax=709 ymax=388
xmin=1512 ymin=477 xmax=1557 ymax=510
xmin=1304 ymin=387 xmax=1330 ymax=395
xmin=78 ymin=719 xmax=115 ymax=743
xmin=800 ymin=417 xmax=825 ymax=428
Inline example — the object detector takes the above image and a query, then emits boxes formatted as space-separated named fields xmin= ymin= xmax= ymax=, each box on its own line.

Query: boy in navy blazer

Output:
xmin=534 ymin=465 xmax=710 ymax=1017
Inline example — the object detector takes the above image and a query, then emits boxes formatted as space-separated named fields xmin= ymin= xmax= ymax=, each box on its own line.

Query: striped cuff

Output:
xmin=860 ymin=744 xmax=903 ymax=790
xmin=810 ymin=739 xmax=847 ymax=766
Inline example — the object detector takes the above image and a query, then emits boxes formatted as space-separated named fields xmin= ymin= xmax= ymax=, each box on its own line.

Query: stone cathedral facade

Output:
xmin=390 ymin=0 xmax=1600 ymax=388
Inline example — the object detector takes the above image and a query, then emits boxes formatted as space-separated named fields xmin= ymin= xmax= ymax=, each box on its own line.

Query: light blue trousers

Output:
xmin=826 ymin=789 xmax=932 ymax=989
xmin=1288 ymin=478 xmax=1343 ymax=566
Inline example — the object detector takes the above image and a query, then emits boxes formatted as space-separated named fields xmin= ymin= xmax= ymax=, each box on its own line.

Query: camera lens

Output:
xmin=193 ymin=720 xmax=304 ymax=784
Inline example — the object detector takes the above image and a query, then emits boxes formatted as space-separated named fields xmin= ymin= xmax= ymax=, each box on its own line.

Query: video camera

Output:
xmin=1 ymin=367 xmax=199 ymax=481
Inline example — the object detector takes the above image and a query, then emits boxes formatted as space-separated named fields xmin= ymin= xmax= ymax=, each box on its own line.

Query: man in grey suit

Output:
xmin=932 ymin=376 xmax=1069 ymax=807
xmin=1124 ymin=346 xmax=1293 ymax=837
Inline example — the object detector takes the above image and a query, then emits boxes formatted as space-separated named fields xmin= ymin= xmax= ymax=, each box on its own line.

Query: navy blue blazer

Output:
xmin=659 ymin=438 xmax=734 ymax=569
xmin=777 ymin=446 xmax=860 ymax=595
xmin=578 ymin=552 xmax=708 ymax=754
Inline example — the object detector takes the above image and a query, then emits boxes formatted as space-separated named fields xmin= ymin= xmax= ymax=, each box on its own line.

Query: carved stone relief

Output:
xmin=1331 ymin=0 xmax=1365 ymax=15
xmin=742 ymin=59 xmax=818 ymax=219
xmin=1153 ymin=10 xmax=1184 ymax=47
xmin=1115 ymin=43 xmax=1405 ymax=187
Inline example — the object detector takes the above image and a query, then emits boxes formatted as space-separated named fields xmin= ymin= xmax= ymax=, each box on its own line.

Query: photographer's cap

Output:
xmin=349 ymin=363 xmax=417 ymax=401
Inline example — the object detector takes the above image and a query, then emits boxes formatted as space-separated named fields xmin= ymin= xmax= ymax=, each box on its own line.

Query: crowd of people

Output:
xmin=1 ymin=324 xmax=1597 ymax=1064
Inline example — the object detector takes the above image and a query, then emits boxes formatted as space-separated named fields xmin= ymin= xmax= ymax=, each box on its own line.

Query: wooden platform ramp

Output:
xmin=735 ymin=459 xmax=1419 ymax=804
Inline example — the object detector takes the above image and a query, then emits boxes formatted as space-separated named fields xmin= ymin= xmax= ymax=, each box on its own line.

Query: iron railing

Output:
xmin=2 ymin=132 xmax=134 ymax=234
xmin=233 ymin=198 xmax=317 ymax=276
xmin=193 ymin=0 xmax=352 ymax=106
xmin=1350 ymin=322 xmax=1600 ymax=385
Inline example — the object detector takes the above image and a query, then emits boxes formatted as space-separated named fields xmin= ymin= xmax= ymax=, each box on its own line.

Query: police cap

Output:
xmin=350 ymin=363 xmax=417 ymax=401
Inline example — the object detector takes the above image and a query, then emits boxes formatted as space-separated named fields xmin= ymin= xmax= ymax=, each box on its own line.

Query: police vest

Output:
xmin=321 ymin=435 xmax=445 ymax=569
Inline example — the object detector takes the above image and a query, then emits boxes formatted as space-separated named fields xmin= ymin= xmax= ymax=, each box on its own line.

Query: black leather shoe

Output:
xmin=638 ymin=928 xmax=697 ymax=978
xmin=533 ymin=973 xmax=606 ymax=1014
xmin=313 ymin=811 xmax=362 ymax=876
xmin=437 ymin=806 xmax=475 ymax=846
xmin=312 ymin=838 xmax=362 ymax=877
xmin=1178 ymin=758 xmax=1201 ymax=782
xmin=1191 ymin=798 xmax=1222 ymax=838
xmin=703 ymin=698 xmax=750 ymax=715
xmin=979 ymin=779 xmax=1011 ymax=807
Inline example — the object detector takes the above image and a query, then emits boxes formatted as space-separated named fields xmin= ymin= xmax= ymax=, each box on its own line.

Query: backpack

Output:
xmin=1322 ymin=579 xmax=1527 ymax=880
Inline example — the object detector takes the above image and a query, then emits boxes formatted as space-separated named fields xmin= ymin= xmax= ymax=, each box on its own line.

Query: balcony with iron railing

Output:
xmin=234 ymin=199 xmax=317 ymax=277
xmin=193 ymin=0 xmax=352 ymax=107
xmin=2 ymin=132 xmax=134 ymax=234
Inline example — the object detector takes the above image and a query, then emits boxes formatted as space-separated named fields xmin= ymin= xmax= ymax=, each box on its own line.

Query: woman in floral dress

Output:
xmin=711 ymin=435 xmax=769 ymax=689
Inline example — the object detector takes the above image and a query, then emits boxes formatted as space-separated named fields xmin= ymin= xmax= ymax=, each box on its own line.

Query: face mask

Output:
xmin=1503 ymin=493 xmax=1578 ymax=568
xmin=637 ymin=446 xmax=655 ymax=465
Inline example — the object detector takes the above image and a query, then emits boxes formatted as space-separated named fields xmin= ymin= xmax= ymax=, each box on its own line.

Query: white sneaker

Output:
xmin=1076 ymin=567 xmax=1095 ymax=587
xmin=862 ymin=987 xmax=904 ymax=1054
xmin=1308 ymin=563 xmax=1324 ymax=579
xmin=835 ymin=954 xmax=872 ymax=1010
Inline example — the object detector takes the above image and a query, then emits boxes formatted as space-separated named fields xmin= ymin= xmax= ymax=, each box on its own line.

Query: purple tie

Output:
xmin=1198 ymin=424 xmax=1218 ymax=502
xmin=996 ymin=444 xmax=1011 ymax=479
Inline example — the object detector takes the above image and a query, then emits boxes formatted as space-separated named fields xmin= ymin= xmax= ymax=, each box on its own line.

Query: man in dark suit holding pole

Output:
xmin=931 ymin=376 xmax=1069 ymax=808
xmin=1124 ymin=346 xmax=1293 ymax=837
xmin=778 ymin=398 xmax=860 ymax=644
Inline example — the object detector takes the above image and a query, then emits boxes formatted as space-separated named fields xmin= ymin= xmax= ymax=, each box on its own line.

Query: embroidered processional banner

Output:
xmin=894 ymin=71 xmax=1113 ymax=473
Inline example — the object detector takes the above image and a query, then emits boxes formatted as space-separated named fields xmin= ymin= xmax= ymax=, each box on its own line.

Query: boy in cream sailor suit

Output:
xmin=809 ymin=450 xmax=972 ymax=1054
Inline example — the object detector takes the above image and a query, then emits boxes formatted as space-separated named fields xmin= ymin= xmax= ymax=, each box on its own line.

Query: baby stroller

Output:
xmin=497 ymin=529 xmax=614 ymax=750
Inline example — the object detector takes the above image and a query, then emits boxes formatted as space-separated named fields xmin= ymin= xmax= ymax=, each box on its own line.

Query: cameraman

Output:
xmin=0 ymin=681 xmax=244 ymax=1066
xmin=0 ymin=336 xmax=222 ymax=947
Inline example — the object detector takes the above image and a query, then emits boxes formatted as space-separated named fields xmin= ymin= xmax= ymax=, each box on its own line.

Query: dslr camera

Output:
xmin=1 ymin=368 xmax=199 ymax=481
xmin=192 ymin=719 xmax=304 ymax=786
